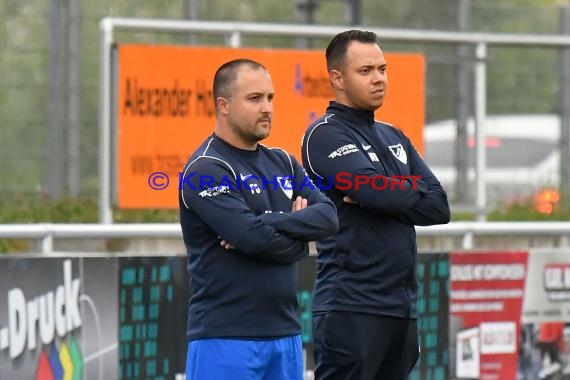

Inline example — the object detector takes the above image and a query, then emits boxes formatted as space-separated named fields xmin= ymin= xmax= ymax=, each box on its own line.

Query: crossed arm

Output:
xmin=181 ymin=156 xmax=338 ymax=264
xmin=304 ymin=123 xmax=449 ymax=225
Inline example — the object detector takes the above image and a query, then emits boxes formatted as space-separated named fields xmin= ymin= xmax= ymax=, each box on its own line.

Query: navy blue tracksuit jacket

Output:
xmin=179 ymin=134 xmax=338 ymax=341
xmin=302 ymin=102 xmax=450 ymax=319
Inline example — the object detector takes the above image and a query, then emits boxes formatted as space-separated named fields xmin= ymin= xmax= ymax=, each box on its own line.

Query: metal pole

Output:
xmin=346 ymin=0 xmax=362 ymax=26
xmin=475 ymin=42 xmax=487 ymax=221
xmin=40 ymin=234 xmax=54 ymax=254
xmin=185 ymin=0 xmax=200 ymax=44
xmin=455 ymin=0 xmax=471 ymax=205
xmin=97 ymin=18 xmax=570 ymax=48
xmin=99 ymin=18 xmax=113 ymax=224
xmin=46 ymin=0 xmax=65 ymax=199
xmin=559 ymin=5 xmax=570 ymax=209
xmin=67 ymin=0 xmax=80 ymax=196
xmin=228 ymin=31 xmax=242 ymax=48
xmin=294 ymin=0 xmax=318 ymax=49
xmin=95 ymin=18 xmax=570 ymax=224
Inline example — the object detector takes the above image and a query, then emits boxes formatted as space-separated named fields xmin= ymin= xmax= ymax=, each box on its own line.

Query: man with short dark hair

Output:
xmin=179 ymin=58 xmax=338 ymax=380
xmin=302 ymin=30 xmax=450 ymax=379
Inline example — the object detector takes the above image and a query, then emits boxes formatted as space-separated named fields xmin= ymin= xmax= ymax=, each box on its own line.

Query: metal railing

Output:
xmin=99 ymin=18 xmax=570 ymax=224
xmin=2 ymin=222 xmax=570 ymax=253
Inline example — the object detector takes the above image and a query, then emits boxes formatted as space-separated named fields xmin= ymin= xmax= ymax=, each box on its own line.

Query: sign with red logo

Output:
xmin=450 ymin=251 xmax=528 ymax=380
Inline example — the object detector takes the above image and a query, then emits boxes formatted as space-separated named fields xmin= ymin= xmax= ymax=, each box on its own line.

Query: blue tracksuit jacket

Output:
xmin=179 ymin=134 xmax=338 ymax=340
xmin=302 ymin=102 xmax=450 ymax=319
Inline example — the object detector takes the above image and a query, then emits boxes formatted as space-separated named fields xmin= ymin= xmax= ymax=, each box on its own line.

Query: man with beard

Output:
xmin=179 ymin=58 xmax=338 ymax=380
xmin=302 ymin=31 xmax=450 ymax=380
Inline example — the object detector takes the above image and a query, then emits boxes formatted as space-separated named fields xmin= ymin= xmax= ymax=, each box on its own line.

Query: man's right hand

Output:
xmin=343 ymin=195 xmax=359 ymax=205
xmin=292 ymin=196 xmax=308 ymax=212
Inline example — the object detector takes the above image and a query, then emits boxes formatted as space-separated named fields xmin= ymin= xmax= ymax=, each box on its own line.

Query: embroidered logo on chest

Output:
xmin=276 ymin=176 xmax=293 ymax=199
xmin=388 ymin=143 xmax=408 ymax=165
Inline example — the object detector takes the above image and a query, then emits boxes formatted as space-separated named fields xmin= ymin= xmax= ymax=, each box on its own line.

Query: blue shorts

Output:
xmin=186 ymin=335 xmax=303 ymax=380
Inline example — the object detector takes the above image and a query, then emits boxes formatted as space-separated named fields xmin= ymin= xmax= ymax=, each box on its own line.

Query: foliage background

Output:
xmin=0 ymin=0 xmax=568 ymax=247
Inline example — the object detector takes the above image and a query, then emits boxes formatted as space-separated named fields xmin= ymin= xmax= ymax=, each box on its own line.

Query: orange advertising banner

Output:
xmin=116 ymin=45 xmax=425 ymax=209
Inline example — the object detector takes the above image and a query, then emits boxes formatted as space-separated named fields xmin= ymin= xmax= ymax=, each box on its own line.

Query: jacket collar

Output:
xmin=326 ymin=101 xmax=375 ymax=128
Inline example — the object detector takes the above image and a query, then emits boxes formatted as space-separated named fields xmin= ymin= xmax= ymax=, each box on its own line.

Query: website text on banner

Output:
xmin=117 ymin=45 xmax=425 ymax=208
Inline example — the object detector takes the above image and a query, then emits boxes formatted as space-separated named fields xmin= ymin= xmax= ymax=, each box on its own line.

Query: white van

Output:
xmin=423 ymin=114 xmax=560 ymax=204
